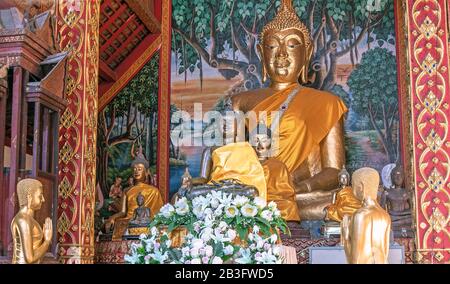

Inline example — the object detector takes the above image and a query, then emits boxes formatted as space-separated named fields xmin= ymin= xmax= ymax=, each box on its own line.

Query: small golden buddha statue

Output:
xmin=341 ymin=168 xmax=391 ymax=264
xmin=325 ymin=167 xmax=362 ymax=222
xmin=231 ymin=0 xmax=347 ymax=220
xmin=105 ymin=151 xmax=164 ymax=234
xmin=10 ymin=179 xmax=52 ymax=264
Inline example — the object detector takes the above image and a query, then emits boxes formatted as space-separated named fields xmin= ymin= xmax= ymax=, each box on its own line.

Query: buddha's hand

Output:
xmin=295 ymin=181 xmax=312 ymax=194
xmin=43 ymin=218 xmax=52 ymax=242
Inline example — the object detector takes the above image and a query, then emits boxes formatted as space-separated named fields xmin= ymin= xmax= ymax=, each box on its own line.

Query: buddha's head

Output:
xmin=338 ymin=166 xmax=350 ymax=188
xmin=390 ymin=164 xmax=404 ymax=188
xmin=352 ymin=168 xmax=380 ymax=202
xmin=136 ymin=193 xmax=145 ymax=207
xmin=249 ymin=121 xmax=272 ymax=162
xmin=131 ymin=145 xmax=150 ymax=183
xmin=259 ymin=0 xmax=313 ymax=86
xmin=17 ymin=178 xmax=45 ymax=210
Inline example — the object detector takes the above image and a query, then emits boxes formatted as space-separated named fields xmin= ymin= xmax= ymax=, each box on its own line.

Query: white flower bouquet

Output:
xmin=124 ymin=191 xmax=289 ymax=264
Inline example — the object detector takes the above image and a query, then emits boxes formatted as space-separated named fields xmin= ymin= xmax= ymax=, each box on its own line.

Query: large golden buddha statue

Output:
xmin=231 ymin=0 xmax=347 ymax=220
xmin=105 ymin=152 xmax=164 ymax=234
xmin=10 ymin=179 xmax=52 ymax=264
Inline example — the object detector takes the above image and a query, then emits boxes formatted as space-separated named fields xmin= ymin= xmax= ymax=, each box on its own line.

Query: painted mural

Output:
xmin=95 ymin=53 xmax=160 ymax=231
xmin=169 ymin=0 xmax=399 ymax=195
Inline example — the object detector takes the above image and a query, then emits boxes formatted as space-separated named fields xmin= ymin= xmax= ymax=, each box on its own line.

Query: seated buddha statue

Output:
xmin=230 ymin=0 xmax=347 ymax=220
xmin=105 ymin=151 xmax=164 ymax=234
xmin=325 ymin=167 xmax=362 ymax=222
xmin=10 ymin=179 xmax=52 ymax=264
xmin=341 ymin=168 xmax=391 ymax=264
xmin=383 ymin=164 xmax=413 ymax=235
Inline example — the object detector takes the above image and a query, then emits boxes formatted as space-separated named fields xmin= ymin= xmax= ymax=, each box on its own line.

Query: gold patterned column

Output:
xmin=56 ymin=0 xmax=100 ymax=264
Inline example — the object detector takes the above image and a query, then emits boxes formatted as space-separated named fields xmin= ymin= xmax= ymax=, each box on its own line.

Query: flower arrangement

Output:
xmin=124 ymin=191 xmax=289 ymax=264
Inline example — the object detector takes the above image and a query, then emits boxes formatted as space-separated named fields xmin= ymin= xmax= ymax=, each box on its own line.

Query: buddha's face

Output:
xmin=133 ymin=163 xmax=146 ymax=182
xmin=137 ymin=194 xmax=145 ymax=206
xmin=339 ymin=174 xmax=349 ymax=187
xmin=29 ymin=186 xmax=45 ymax=210
xmin=259 ymin=28 xmax=308 ymax=84
xmin=252 ymin=134 xmax=271 ymax=161
xmin=391 ymin=168 xmax=404 ymax=188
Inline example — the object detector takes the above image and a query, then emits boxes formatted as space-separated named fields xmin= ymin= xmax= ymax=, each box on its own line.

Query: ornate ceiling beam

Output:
xmin=124 ymin=0 xmax=161 ymax=34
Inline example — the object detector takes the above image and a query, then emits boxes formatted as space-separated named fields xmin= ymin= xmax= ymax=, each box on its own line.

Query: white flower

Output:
xmin=139 ymin=233 xmax=147 ymax=240
xmin=191 ymin=238 xmax=204 ymax=249
xmin=253 ymin=225 xmax=260 ymax=233
xmin=175 ymin=198 xmax=190 ymax=215
xmin=191 ymin=258 xmax=201 ymax=264
xmin=150 ymin=250 xmax=169 ymax=264
xmin=160 ymin=204 xmax=175 ymax=218
xmin=201 ymin=227 xmax=213 ymax=242
xmin=165 ymin=240 xmax=172 ymax=248
xmin=190 ymin=247 xmax=199 ymax=258
xmin=274 ymin=210 xmax=281 ymax=217
xmin=150 ymin=226 xmax=159 ymax=236
xmin=254 ymin=197 xmax=267 ymax=209
xmin=124 ymin=254 xmax=139 ymax=264
xmin=248 ymin=233 xmax=254 ymax=241
xmin=261 ymin=210 xmax=273 ymax=222
xmin=233 ymin=195 xmax=249 ymax=207
xmin=214 ymin=207 xmax=223 ymax=217
xmin=203 ymin=208 xmax=213 ymax=217
xmin=272 ymin=245 xmax=281 ymax=256
xmin=224 ymin=245 xmax=234 ymax=256
xmin=218 ymin=221 xmax=228 ymax=231
xmin=225 ymin=206 xmax=238 ymax=218
xmin=205 ymin=245 xmax=213 ymax=257
xmin=268 ymin=201 xmax=277 ymax=210
xmin=270 ymin=234 xmax=278 ymax=244
xmin=235 ymin=248 xmax=252 ymax=264
xmin=227 ymin=229 xmax=237 ymax=240
xmin=212 ymin=256 xmax=223 ymax=264
xmin=181 ymin=247 xmax=190 ymax=257
xmin=211 ymin=198 xmax=220 ymax=209
xmin=241 ymin=204 xmax=258 ymax=217
xmin=255 ymin=252 xmax=278 ymax=264
xmin=193 ymin=204 xmax=204 ymax=219
xmin=256 ymin=240 xmax=265 ymax=249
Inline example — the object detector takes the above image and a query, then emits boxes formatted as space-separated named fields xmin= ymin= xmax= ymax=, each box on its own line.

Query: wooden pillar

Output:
xmin=4 ymin=66 xmax=28 ymax=255
xmin=0 ymin=76 xmax=7 ymax=254
xmin=405 ymin=0 xmax=450 ymax=263
xmin=56 ymin=1 xmax=100 ymax=264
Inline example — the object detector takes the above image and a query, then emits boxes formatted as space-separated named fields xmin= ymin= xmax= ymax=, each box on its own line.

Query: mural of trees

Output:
xmin=347 ymin=47 xmax=398 ymax=163
xmin=97 ymin=53 xmax=159 ymax=197
xmin=171 ymin=0 xmax=395 ymax=92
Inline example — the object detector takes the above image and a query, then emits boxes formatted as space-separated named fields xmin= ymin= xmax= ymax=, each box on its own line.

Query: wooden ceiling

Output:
xmin=98 ymin=0 xmax=162 ymax=105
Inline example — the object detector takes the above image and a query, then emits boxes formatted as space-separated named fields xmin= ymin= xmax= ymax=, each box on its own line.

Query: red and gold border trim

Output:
xmin=406 ymin=0 xmax=450 ymax=263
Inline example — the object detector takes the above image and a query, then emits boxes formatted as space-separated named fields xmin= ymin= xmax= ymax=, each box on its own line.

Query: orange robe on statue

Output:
xmin=252 ymin=84 xmax=348 ymax=173
xmin=325 ymin=187 xmax=362 ymax=222
xmin=263 ymin=159 xmax=300 ymax=221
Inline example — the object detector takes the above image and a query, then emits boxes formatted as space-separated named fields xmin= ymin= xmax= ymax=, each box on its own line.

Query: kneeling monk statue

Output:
xmin=231 ymin=0 xmax=347 ymax=220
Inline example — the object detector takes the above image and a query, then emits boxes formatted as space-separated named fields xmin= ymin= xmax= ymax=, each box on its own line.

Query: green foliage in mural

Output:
xmin=97 ymin=53 xmax=160 ymax=197
xmin=171 ymin=0 xmax=395 ymax=91
xmin=347 ymin=47 xmax=398 ymax=163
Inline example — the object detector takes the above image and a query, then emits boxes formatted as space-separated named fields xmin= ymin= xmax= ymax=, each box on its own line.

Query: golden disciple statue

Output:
xmin=341 ymin=168 xmax=391 ymax=264
xmin=325 ymin=167 xmax=362 ymax=222
xmin=105 ymin=152 xmax=164 ymax=233
xmin=10 ymin=179 xmax=52 ymax=264
xmin=231 ymin=0 xmax=348 ymax=220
